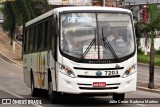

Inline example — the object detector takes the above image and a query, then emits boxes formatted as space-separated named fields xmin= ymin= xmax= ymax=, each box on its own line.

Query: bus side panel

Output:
xmin=31 ymin=53 xmax=39 ymax=89
xmin=33 ymin=51 xmax=49 ymax=90
xmin=49 ymin=51 xmax=57 ymax=91
xmin=23 ymin=55 xmax=28 ymax=86
xmin=23 ymin=54 xmax=31 ymax=88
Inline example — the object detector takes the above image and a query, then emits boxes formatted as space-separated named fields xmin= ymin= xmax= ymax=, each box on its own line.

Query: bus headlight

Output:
xmin=122 ymin=65 xmax=136 ymax=78
xmin=59 ymin=64 xmax=76 ymax=78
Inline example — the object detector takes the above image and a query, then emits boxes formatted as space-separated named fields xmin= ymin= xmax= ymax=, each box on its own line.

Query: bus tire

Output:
xmin=112 ymin=93 xmax=125 ymax=101
xmin=48 ymin=72 xmax=59 ymax=103
xmin=31 ymin=72 xmax=38 ymax=97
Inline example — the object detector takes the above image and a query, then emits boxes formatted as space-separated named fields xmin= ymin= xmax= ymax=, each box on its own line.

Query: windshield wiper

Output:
xmin=102 ymin=28 xmax=119 ymax=62
xmin=80 ymin=29 xmax=96 ymax=61
xmin=80 ymin=38 xmax=96 ymax=60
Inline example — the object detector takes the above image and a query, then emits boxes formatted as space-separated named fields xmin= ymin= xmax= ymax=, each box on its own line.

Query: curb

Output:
xmin=138 ymin=62 xmax=160 ymax=69
xmin=0 ymin=52 xmax=14 ymax=64
xmin=137 ymin=86 xmax=160 ymax=94
xmin=0 ymin=52 xmax=23 ymax=67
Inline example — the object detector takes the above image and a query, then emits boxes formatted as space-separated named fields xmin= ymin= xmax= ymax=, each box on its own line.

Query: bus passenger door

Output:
xmin=49 ymin=16 xmax=57 ymax=91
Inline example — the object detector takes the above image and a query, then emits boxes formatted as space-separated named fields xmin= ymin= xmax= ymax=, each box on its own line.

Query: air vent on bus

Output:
xmin=74 ymin=67 xmax=124 ymax=70
xmin=77 ymin=83 xmax=120 ymax=90
xmin=79 ymin=87 xmax=118 ymax=90
xmin=77 ymin=75 xmax=120 ymax=78
xmin=77 ymin=83 xmax=120 ymax=85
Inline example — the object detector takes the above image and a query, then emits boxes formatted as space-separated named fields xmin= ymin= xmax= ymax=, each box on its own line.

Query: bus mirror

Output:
xmin=53 ymin=15 xmax=59 ymax=37
xmin=53 ymin=14 xmax=57 ymax=22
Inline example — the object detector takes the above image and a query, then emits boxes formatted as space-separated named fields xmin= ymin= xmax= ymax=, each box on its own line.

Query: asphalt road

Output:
xmin=137 ymin=63 xmax=160 ymax=85
xmin=0 ymin=57 xmax=160 ymax=107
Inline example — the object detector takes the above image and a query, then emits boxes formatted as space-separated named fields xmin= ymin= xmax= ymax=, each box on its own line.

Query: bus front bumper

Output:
xmin=57 ymin=72 xmax=137 ymax=94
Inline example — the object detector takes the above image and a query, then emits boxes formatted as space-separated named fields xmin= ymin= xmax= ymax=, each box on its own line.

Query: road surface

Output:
xmin=137 ymin=63 xmax=160 ymax=85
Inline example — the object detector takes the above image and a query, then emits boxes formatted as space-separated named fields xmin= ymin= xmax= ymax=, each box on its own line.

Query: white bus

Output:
xmin=23 ymin=6 xmax=137 ymax=103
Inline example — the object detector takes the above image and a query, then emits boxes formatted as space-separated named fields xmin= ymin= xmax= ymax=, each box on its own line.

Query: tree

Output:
xmin=92 ymin=0 xmax=103 ymax=6
xmin=33 ymin=0 xmax=51 ymax=14
xmin=1 ymin=0 xmax=49 ymax=60
xmin=2 ymin=0 xmax=50 ymax=45
xmin=134 ymin=16 xmax=141 ymax=49
xmin=141 ymin=2 xmax=160 ymax=89
xmin=2 ymin=1 xmax=17 ymax=45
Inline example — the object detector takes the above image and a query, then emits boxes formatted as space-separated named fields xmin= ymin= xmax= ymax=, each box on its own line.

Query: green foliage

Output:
xmin=0 ymin=6 xmax=3 ymax=12
xmin=138 ymin=54 xmax=160 ymax=66
xmin=137 ymin=54 xmax=150 ymax=64
xmin=14 ymin=0 xmax=32 ymax=24
xmin=33 ymin=0 xmax=51 ymax=14
xmin=2 ymin=0 xmax=50 ymax=45
xmin=139 ymin=1 xmax=160 ymax=88
xmin=137 ymin=48 xmax=144 ymax=55
xmin=2 ymin=2 xmax=17 ymax=37
xmin=156 ymin=48 xmax=160 ymax=55
xmin=140 ymin=2 xmax=160 ymax=46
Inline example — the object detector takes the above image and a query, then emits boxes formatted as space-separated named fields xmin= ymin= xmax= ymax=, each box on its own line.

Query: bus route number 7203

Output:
xmin=105 ymin=71 xmax=118 ymax=76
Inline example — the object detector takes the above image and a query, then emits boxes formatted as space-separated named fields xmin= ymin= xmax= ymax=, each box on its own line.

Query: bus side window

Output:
xmin=24 ymin=29 xmax=27 ymax=53
xmin=33 ymin=26 xmax=38 ymax=51
xmin=44 ymin=20 xmax=51 ymax=49
xmin=38 ymin=23 xmax=42 ymax=51
xmin=41 ymin=22 xmax=46 ymax=50
xmin=48 ymin=19 xmax=52 ymax=49
xmin=51 ymin=18 xmax=57 ymax=60
xmin=25 ymin=29 xmax=29 ymax=53
xmin=29 ymin=27 xmax=34 ymax=52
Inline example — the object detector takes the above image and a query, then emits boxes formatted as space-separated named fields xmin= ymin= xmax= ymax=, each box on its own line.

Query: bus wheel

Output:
xmin=112 ymin=93 xmax=125 ymax=101
xmin=31 ymin=74 xmax=38 ymax=97
xmin=48 ymin=81 xmax=59 ymax=103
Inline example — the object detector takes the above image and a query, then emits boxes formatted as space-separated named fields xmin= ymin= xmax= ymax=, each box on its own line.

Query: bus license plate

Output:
xmin=93 ymin=82 xmax=106 ymax=87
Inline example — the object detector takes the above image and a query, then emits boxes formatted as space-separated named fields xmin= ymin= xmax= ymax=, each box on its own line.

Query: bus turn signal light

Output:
xmin=59 ymin=64 xmax=76 ymax=78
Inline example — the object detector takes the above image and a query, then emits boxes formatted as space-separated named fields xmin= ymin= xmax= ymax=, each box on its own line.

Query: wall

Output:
xmin=48 ymin=0 xmax=92 ymax=5
xmin=139 ymin=38 xmax=160 ymax=55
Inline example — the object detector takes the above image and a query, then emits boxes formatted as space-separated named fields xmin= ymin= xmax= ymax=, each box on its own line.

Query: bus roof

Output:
xmin=25 ymin=6 xmax=131 ymax=27
xmin=55 ymin=6 xmax=131 ymax=13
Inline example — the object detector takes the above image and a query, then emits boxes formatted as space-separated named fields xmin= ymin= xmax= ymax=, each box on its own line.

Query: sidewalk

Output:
xmin=137 ymin=82 xmax=160 ymax=94
xmin=0 ymin=30 xmax=160 ymax=94
xmin=138 ymin=62 xmax=160 ymax=69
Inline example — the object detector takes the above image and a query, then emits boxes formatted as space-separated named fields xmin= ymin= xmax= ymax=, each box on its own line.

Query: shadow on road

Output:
xmin=19 ymin=90 xmax=124 ymax=106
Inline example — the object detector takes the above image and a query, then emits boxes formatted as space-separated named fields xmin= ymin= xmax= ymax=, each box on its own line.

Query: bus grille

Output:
xmin=79 ymin=87 xmax=118 ymax=90
xmin=77 ymin=83 xmax=120 ymax=90
xmin=77 ymin=75 xmax=120 ymax=78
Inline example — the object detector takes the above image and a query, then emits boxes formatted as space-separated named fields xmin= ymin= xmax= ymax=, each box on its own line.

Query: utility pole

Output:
xmin=103 ymin=0 xmax=105 ymax=6
xmin=116 ymin=0 xmax=119 ymax=7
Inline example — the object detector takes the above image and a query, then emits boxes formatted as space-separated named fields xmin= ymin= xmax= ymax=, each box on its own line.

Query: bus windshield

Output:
xmin=60 ymin=12 xmax=135 ymax=62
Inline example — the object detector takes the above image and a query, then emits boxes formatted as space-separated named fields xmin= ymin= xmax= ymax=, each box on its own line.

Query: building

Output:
xmin=125 ymin=0 xmax=160 ymax=22
xmin=0 ymin=4 xmax=3 ymax=26
xmin=47 ymin=0 xmax=125 ymax=7
xmin=125 ymin=0 xmax=160 ymax=53
xmin=125 ymin=0 xmax=160 ymax=4
xmin=47 ymin=0 xmax=92 ymax=6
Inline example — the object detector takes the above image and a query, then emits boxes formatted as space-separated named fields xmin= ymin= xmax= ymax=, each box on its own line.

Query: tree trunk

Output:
xmin=148 ymin=42 xmax=155 ymax=89
xmin=10 ymin=34 xmax=13 ymax=45
xmin=21 ymin=25 xmax=25 ymax=60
